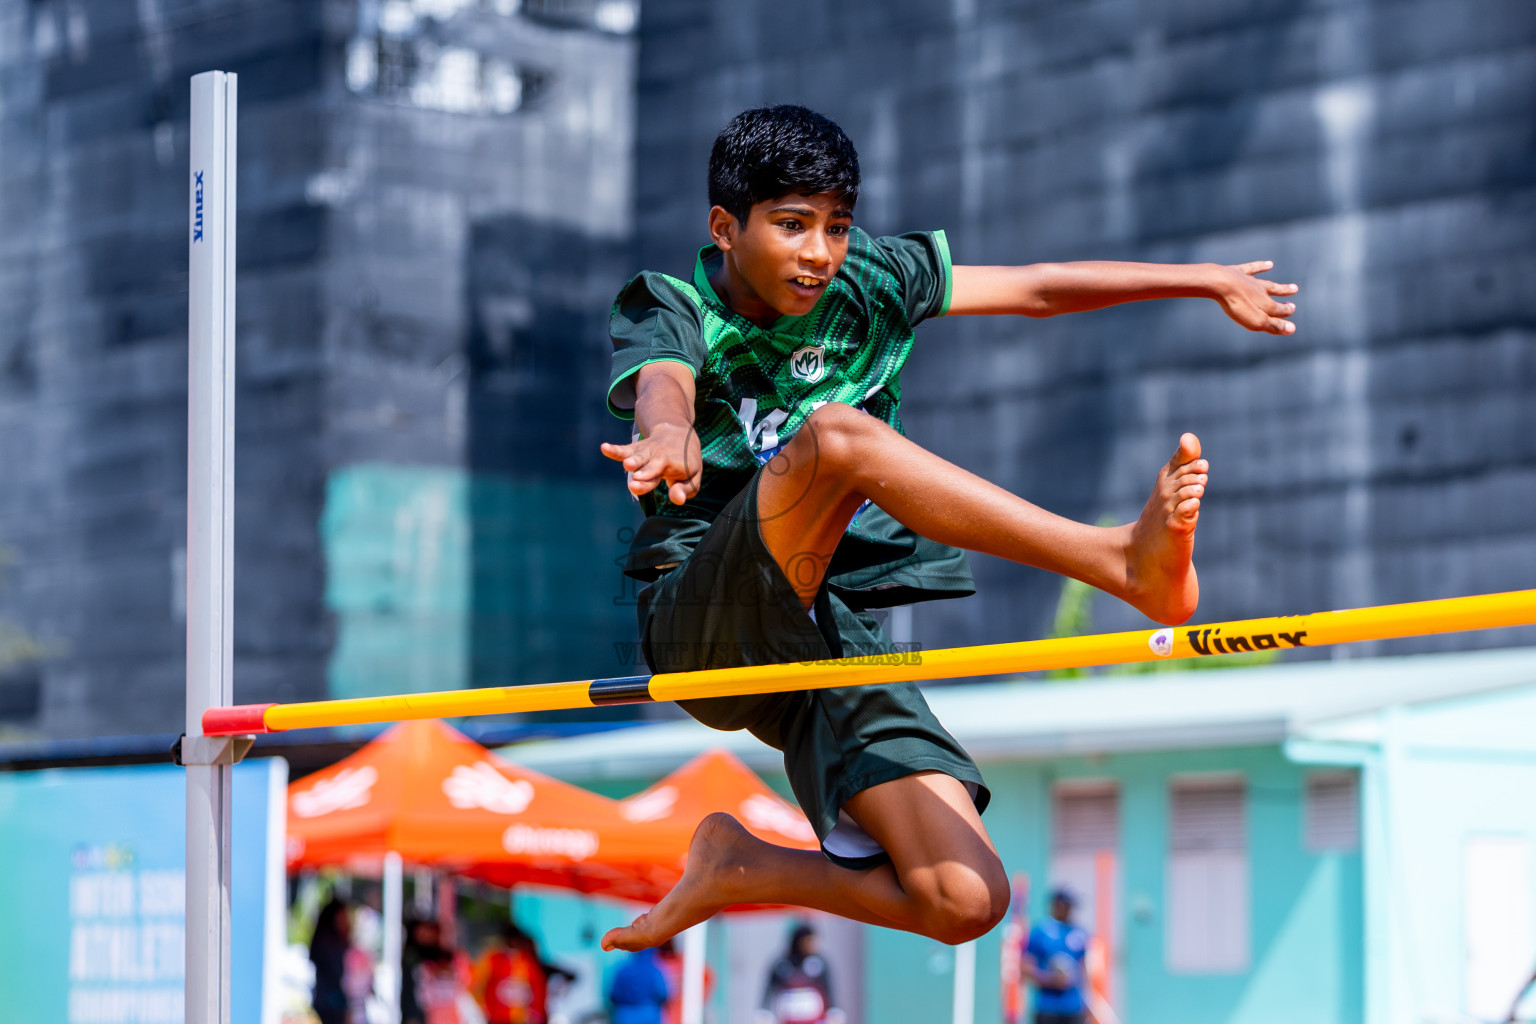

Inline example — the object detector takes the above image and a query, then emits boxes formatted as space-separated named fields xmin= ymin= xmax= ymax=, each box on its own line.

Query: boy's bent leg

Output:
xmin=757 ymin=403 xmax=1206 ymax=625
xmin=838 ymin=770 xmax=1010 ymax=943
xmin=600 ymin=773 xmax=1008 ymax=952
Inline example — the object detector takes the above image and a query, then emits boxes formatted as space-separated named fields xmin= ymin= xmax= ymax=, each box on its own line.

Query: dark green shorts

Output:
xmin=636 ymin=468 xmax=989 ymax=869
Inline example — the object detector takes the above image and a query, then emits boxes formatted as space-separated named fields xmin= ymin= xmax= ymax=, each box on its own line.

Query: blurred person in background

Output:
xmin=608 ymin=946 xmax=671 ymax=1024
xmin=414 ymin=933 xmax=479 ymax=1024
xmin=758 ymin=923 xmax=843 ymax=1024
xmin=342 ymin=936 xmax=375 ymax=1024
xmin=1025 ymin=888 xmax=1090 ymax=1024
xmin=472 ymin=920 xmax=549 ymax=1024
xmin=406 ymin=918 xmax=481 ymax=1024
xmin=402 ymin=918 xmax=441 ymax=1024
xmin=308 ymin=898 xmax=353 ymax=1024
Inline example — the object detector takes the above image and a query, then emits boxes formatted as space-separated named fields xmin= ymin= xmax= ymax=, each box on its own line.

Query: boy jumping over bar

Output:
xmin=599 ymin=106 xmax=1298 ymax=950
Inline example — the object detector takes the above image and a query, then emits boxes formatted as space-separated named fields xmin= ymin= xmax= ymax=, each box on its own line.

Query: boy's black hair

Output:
xmin=708 ymin=105 xmax=860 ymax=224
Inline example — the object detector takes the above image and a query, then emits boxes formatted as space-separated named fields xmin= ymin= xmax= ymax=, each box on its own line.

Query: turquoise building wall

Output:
xmin=1294 ymin=684 xmax=1536 ymax=1024
xmin=861 ymin=746 xmax=1362 ymax=1024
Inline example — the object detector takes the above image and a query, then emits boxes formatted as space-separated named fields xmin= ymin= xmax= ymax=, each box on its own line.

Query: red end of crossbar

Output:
xmin=202 ymin=703 xmax=276 ymax=736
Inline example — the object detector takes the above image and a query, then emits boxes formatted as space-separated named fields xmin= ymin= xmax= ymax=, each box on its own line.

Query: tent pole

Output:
xmin=184 ymin=69 xmax=238 ymax=1024
xmin=382 ymin=851 xmax=404 ymax=1024
xmin=681 ymin=919 xmax=708 ymax=1024
xmin=951 ymin=939 xmax=976 ymax=1024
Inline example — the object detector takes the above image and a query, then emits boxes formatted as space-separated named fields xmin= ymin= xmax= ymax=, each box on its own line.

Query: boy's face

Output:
xmin=709 ymin=192 xmax=853 ymax=319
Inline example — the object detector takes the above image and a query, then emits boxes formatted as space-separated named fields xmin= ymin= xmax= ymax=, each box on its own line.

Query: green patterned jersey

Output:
xmin=606 ymin=227 xmax=974 ymax=608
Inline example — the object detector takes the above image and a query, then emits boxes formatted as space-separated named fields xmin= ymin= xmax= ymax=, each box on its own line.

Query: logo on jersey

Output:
xmin=789 ymin=345 xmax=827 ymax=383
xmin=738 ymin=397 xmax=790 ymax=457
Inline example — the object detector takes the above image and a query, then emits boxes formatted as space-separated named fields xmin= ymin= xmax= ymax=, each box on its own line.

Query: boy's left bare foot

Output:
xmin=601 ymin=812 xmax=758 ymax=952
xmin=1122 ymin=432 xmax=1205 ymax=625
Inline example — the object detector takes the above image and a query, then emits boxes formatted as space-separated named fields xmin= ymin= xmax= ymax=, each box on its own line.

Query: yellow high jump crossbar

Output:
xmin=203 ymin=588 xmax=1536 ymax=737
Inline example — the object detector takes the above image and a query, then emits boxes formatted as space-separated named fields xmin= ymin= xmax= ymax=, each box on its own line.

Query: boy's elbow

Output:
xmin=1013 ymin=263 xmax=1064 ymax=317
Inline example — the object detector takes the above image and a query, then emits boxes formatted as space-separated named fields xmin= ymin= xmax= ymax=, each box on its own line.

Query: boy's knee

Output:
xmin=919 ymin=859 xmax=1011 ymax=945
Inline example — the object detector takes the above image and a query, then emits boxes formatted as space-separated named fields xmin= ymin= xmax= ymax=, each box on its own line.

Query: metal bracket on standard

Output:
xmin=172 ymin=733 xmax=255 ymax=767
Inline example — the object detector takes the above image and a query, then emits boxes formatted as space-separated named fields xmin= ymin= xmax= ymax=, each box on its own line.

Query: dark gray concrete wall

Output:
xmin=633 ymin=0 xmax=1536 ymax=656
xmin=1 ymin=0 xmax=1531 ymax=742
xmin=0 ymin=0 xmax=641 ymax=741
xmin=0 ymin=0 xmax=334 ymax=739
xmin=313 ymin=4 xmax=643 ymax=699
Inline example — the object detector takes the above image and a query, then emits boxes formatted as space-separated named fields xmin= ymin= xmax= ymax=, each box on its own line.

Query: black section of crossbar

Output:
xmin=588 ymin=675 xmax=656 ymax=705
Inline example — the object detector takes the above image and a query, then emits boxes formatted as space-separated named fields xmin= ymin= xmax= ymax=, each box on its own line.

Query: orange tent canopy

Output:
xmin=286 ymin=719 xmax=689 ymax=900
xmin=619 ymin=748 xmax=819 ymax=852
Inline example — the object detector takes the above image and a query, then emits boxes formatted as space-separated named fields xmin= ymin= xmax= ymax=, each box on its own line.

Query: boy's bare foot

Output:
xmin=601 ymin=812 xmax=758 ymax=952
xmin=1122 ymin=433 xmax=1205 ymax=625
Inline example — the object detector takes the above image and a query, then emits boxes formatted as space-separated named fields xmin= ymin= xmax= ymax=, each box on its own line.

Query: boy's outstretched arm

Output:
xmin=600 ymin=361 xmax=702 ymax=506
xmin=949 ymin=260 xmax=1299 ymax=334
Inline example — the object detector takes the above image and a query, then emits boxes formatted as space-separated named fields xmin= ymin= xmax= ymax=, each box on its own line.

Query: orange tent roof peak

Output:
xmin=286 ymin=718 xmax=690 ymax=901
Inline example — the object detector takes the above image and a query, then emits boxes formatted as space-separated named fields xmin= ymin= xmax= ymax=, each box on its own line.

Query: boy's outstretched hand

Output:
xmin=601 ymin=421 xmax=702 ymax=505
xmin=603 ymin=360 xmax=702 ymax=505
xmin=1212 ymin=260 xmax=1299 ymax=335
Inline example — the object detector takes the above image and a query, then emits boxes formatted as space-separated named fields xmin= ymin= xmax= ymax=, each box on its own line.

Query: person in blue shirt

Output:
xmin=608 ymin=946 xmax=671 ymax=1024
xmin=1025 ymin=887 xmax=1090 ymax=1024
